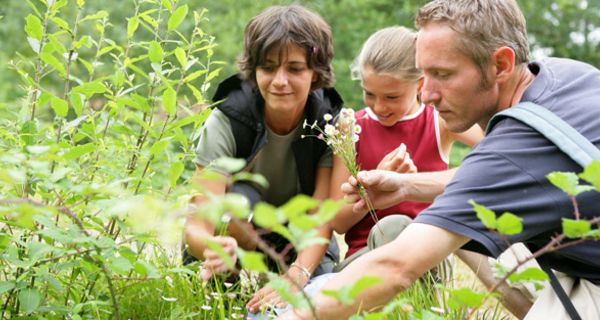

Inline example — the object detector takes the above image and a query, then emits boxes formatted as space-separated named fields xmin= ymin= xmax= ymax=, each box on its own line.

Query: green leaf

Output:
xmin=281 ymin=195 xmax=318 ymax=220
xmin=562 ymin=218 xmax=591 ymax=239
xmin=24 ymin=14 xmax=43 ymax=40
xmin=162 ymin=87 xmax=176 ymax=116
xmin=50 ymin=96 xmax=68 ymax=117
xmin=77 ymin=0 xmax=85 ymax=8
xmin=127 ymin=16 xmax=139 ymax=38
xmin=168 ymin=5 xmax=188 ymax=31
xmin=162 ymin=0 xmax=173 ymax=12
xmin=223 ymin=193 xmax=250 ymax=219
xmin=149 ymin=139 xmax=170 ymax=155
xmin=64 ymin=143 xmax=95 ymax=160
xmin=72 ymin=81 xmax=107 ymax=98
xmin=51 ymin=16 xmax=69 ymax=30
xmin=253 ymin=203 xmax=278 ymax=228
xmin=211 ymin=157 xmax=245 ymax=173
xmin=148 ymin=41 xmax=163 ymax=63
xmin=40 ymin=52 xmax=66 ymax=76
xmin=18 ymin=288 xmax=42 ymax=314
xmin=69 ymin=93 xmax=84 ymax=116
xmin=183 ymin=69 xmax=208 ymax=83
xmin=469 ymin=200 xmax=497 ymax=229
xmin=496 ymin=212 xmax=523 ymax=235
xmin=167 ymin=162 xmax=184 ymax=188
xmin=348 ymin=276 xmax=383 ymax=299
xmin=547 ymin=171 xmax=592 ymax=196
xmin=447 ymin=287 xmax=486 ymax=309
xmin=0 ymin=281 xmax=15 ymax=294
xmin=205 ymin=67 xmax=221 ymax=82
xmin=174 ymin=47 xmax=187 ymax=67
xmin=110 ymin=256 xmax=133 ymax=274
xmin=237 ymin=250 xmax=268 ymax=273
xmin=81 ymin=10 xmax=108 ymax=22
xmin=20 ymin=120 xmax=38 ymax=146
xmin=579 ymin=160 xmax=600 ymax=191
xmin=508 ymin=267 xmax=549 ymax=283
xmin=322 ymin=276 xmax=382 ymax=305
xmin=205 ymin=240 xmax=235 ymax=269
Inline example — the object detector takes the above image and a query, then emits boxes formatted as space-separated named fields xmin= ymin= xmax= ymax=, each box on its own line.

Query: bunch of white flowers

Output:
xmin=303 ymin=108 xmax=381 ymax=232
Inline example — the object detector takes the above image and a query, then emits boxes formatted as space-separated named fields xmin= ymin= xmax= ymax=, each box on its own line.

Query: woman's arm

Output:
xmin=247 ymin=166 xmax=334 ymax=312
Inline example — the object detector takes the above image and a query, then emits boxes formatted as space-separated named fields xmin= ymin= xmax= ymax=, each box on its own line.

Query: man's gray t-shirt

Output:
xmin=415 ymin=58 xmax=600 ymax=282
xmin=195 ymin=109 xmax=332 ymax=206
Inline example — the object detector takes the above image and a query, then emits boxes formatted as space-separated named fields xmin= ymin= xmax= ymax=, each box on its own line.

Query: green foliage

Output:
xmin=322 ymin=275 xmax=382 ymax=305
xmin=0 ymin=0 xmax=221 ymax=318
xmin=547 ymin=171 xmax=594 ymax=196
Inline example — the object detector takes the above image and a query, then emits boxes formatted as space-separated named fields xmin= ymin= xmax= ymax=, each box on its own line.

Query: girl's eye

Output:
xmin=288 ymin=67 xmax=305 ymax=73
xmin=386 ymin=96 xmax=399 ymax=100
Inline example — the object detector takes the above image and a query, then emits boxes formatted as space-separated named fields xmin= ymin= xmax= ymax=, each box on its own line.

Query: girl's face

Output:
xmin=361 ymin=66 xmax=422 ymax=127
xmin=256 ymin=43 xmax=316 ymax=122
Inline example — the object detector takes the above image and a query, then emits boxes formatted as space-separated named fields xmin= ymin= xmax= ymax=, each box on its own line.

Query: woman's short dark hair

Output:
xmin=237 ymin=5 xmax=335 ymax=90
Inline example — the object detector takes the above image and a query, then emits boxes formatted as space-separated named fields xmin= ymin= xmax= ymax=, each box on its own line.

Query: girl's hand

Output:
xmin=376 ymin=143 xmax=417 ymax=173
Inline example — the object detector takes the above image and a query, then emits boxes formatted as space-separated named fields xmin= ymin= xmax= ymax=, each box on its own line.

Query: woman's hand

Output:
xmin=200 ymin=236 xmax=238 ymax=281
xmin=246 ymin=266 xmax=310 ymax=313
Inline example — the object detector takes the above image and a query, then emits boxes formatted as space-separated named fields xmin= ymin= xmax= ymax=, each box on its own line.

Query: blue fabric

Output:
xmin=415 ymin=58 xmax=600 ymax=282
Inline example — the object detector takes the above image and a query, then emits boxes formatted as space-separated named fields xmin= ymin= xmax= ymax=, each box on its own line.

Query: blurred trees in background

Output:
xmin=1 ymin=0 xmax=599 ymax=108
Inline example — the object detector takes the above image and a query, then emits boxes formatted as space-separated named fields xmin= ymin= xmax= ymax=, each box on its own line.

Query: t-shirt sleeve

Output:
xmin=414 ymin=148 xmax=560 ymax=258
xmin=194 ymin=109 xmax=236 ymax=170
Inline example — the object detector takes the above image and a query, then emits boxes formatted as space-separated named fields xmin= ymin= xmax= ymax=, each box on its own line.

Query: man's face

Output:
xmin=416 ymin=22 xmax=499 ymax=132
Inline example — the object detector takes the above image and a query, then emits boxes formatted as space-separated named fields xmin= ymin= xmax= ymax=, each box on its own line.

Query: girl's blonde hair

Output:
xmin=351 ymin=26 xmax=422 ymax=82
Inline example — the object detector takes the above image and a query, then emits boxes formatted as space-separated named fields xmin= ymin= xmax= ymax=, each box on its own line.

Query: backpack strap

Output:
xmin=487 ymin=101 xmax=600 ymax=320
xmin=488 ymin=102 xmax=600 ymax=168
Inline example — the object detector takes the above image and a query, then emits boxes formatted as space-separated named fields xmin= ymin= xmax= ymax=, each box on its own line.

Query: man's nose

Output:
xmin=420 ymin=77 xmax=440 ymax=105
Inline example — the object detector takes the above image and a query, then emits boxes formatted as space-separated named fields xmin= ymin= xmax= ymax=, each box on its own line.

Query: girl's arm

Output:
xmin=329 ymin=155 xmax=370 ymax=234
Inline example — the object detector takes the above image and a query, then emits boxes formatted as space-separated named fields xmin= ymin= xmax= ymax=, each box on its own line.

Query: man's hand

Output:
xmin=200 ymin=236 xmax=238 ymax=281
xmin=341 ymin=170 xmax=406 ymax=213
xmin=376 ymin=143 xmax=417 ymax=173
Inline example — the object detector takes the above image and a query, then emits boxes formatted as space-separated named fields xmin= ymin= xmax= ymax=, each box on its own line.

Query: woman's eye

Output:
xmin=288 ymin=67 xmax=305 ymax=73
xmin=386 ymin=96 xmax=399 ymax=100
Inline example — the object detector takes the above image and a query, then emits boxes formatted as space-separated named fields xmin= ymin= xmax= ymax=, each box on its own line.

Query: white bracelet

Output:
xmin=290 ymin=262 xmax=311 ymax=279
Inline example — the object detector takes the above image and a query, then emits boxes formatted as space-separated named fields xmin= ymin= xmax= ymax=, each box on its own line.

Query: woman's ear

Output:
xmin=492 ymin=46 xmax=515 ymax=83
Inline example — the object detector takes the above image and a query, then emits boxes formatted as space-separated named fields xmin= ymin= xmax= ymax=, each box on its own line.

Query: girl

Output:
xmin=330 ymin=26 xmax=483 ymax=269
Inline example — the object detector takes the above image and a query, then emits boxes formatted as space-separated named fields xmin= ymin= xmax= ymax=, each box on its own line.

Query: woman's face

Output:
xmin=361 ymin=66 xmax=421 ymax=127
xmin=256 ymin=43 xmax=316 ymax=120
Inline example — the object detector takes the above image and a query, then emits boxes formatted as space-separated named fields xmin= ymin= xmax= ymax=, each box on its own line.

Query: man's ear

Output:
xmin=492 ymin=46 xmax=515 ymax=83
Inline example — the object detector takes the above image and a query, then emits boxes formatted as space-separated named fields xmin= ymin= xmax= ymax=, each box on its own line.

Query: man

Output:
xmin=279 ymin=0 xmax=600 ymax=319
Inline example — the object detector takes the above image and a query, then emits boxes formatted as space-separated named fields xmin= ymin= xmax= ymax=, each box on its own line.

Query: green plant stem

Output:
xmin=228 ymin=217 xmax=320 ymax=320
xmin=29 ymin=7 xmax=51 ymax=121
xmin=466 ymin=215 xmax=600 ymax=319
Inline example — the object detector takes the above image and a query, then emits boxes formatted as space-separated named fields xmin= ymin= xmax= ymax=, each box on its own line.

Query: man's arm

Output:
xmin=342 ymin=169 xmax=458 ymax=214
xmin=280 ymin=223 xmax=469 ymax=319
